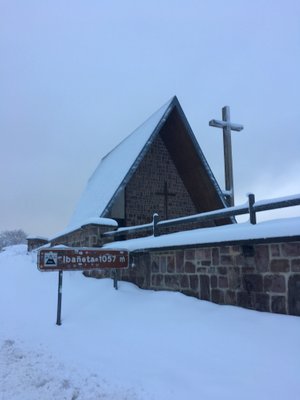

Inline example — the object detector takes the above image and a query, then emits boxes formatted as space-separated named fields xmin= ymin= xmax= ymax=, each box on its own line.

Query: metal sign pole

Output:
xmin=37 ymin=248 xmax=129 ymax=325
xmin=113 ymin=269 xmax=118 ymax=290
xmin=56 ymin=270 xmax=63 ymax=326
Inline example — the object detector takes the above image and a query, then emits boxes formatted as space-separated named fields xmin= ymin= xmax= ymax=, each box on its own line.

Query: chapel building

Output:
xmin=69 ymin=96 xmax=228 ymax=228
xmin=43 ymin=96 xmax=232 ymax=248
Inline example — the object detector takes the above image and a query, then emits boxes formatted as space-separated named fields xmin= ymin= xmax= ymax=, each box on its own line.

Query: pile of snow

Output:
xmin=1 ymin=245 xmax=300 ymax=399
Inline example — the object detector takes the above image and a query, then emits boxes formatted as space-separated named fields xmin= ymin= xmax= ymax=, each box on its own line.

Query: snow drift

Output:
xmin=1 ymin=245 xmax=300 ymax=399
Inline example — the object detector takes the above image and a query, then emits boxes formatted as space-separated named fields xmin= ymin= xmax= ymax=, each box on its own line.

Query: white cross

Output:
xmin=209 ymin=106 xmax=243 ymax=207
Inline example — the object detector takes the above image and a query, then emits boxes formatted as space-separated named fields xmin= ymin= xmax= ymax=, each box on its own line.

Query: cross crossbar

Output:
xmin=209 ymin=119 xmax=243 ymax=131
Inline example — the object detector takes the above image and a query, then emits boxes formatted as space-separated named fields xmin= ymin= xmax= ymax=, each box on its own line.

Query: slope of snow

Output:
xmin=1 ymin=245 xmax=300 ymax=399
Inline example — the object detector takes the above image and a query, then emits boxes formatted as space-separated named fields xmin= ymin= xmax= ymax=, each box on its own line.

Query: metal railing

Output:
xmin=102 ymin=193 xmax=300 ymax=239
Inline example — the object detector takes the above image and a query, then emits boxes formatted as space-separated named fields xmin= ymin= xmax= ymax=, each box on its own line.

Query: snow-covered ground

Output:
xmin=1 ymin=245 xmax=300 ymax=400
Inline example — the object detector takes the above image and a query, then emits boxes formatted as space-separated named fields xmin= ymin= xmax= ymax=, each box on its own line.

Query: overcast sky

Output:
xmin=1 ymin=0 xmax=299 ymax=237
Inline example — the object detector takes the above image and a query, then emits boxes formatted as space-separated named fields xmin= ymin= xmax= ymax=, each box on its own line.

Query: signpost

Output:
xmin=38 ymin=248 xmax=129 ymax=271
xmin=37 ymin=247 xmax=129 ymax=325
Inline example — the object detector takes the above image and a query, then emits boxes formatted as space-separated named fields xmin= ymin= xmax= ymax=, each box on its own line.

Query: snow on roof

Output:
xmin=67 ymin=97 xmax=175 ymax=230
xmin=103 ymin=216 xmax=300 ymax=252
xmin=26 ymin=236 xmax=48 ymax=241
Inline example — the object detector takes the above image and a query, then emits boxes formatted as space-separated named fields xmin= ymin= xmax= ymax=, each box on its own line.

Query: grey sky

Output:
xmin=1 ymin=0 xmax=299 ymax=237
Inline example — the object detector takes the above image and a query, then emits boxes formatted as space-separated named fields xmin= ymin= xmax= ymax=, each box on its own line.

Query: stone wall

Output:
xmin=27 ymin=238 xmax=49 ymax=251
xmin=51 ymin=224 xmax=117 ymax=248
xmin=124 ymin=135 xmax=198 ymax=225
xmin=117 ymin=240 xmax=300 ymax=316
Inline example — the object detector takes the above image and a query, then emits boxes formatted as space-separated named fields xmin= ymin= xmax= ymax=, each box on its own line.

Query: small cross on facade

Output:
xmin=209 ymin=106 xmax=243 ymax=207
xmin=155 ymin=181 xmax=176 ymax=219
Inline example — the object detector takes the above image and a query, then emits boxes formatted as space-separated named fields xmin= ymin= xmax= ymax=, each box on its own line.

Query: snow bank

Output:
xmin=1 ymin=245 xmax=300 ymax=400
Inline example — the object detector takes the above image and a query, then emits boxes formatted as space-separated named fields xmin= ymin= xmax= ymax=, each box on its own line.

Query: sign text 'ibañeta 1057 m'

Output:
xmin=38 ymin=248 xmax=129 ymax=271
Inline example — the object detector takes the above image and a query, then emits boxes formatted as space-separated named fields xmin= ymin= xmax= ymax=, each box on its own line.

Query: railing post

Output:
xmin=248 ymin=193 xmax=256 ymax=225
xmin=153 ymin=213 xmax=160 ymax=237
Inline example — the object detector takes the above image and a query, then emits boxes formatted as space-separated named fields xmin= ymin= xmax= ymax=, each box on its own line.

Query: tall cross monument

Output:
xmin=209 ymin=106 xmax=243 ymax=207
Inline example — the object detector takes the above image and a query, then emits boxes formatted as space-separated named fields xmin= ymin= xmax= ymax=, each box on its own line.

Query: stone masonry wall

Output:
xmin=119 ymin=240 xmax=300 ymax=316
xmin=125 ymin=135 xmax=198 ymax=226
xmin=27 ymin=238 xmax=49 ymax=251
xmin=51 ymin=224 xmax=117 ymax=248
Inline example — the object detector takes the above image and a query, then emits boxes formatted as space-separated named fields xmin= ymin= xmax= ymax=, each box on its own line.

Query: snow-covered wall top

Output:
xmin=67 ymin=97 xmax=174 ymax=231
xmin=103 ymin=216 xmax=300 ymax=252
xmin=26 ymin=236 xmax=49 ymax=241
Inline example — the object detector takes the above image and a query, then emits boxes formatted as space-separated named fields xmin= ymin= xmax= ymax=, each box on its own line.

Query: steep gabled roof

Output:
xmin=68 ymin=96 xmax=227 ymax=229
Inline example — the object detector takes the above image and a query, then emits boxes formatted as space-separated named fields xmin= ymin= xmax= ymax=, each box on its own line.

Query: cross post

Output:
xmin=209 ymin=106 xmax=243 ymax=207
